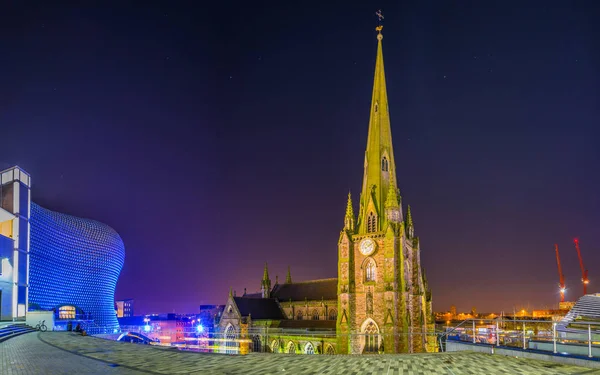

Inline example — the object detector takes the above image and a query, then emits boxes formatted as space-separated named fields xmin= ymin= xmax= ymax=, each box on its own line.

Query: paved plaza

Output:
xmin=1 ymin=332 xmax=599 ymax=374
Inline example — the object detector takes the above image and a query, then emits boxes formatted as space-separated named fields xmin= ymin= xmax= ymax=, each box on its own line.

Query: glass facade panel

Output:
xmin=29 ymin=203 xmax=125 ymax=334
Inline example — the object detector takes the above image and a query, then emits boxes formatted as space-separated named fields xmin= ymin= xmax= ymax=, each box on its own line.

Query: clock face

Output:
xmin=360 ymin=238 xmax=376 ymax=256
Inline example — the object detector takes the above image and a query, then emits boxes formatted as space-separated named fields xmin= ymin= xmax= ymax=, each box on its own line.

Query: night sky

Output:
xmin=1 ymin=1 xmax=599 ymax=315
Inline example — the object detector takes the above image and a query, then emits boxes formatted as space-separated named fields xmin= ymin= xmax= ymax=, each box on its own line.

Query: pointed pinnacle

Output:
xmin=385 ymin=176 xmax=399 ymax=209
xmin=406 ymin=205 xmax=413 ymax=226
xmin=263 ymin=262 xmax=269 ymax=281
xmin=229 ymin=286 xmax=233 ymax=297
xmin=286 ymin=266 xmax=292 ymax=284
xmin=345 ymin=191 xmax=354 ymax=217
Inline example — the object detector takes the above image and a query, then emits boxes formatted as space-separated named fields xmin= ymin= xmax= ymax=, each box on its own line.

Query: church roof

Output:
xmin=277 ymin=320 xmax=336 ymax=330
xmin=242 ymin=292 xmax=262 ymax=299
xmin=232 ymin=297 xmax=286 ymax=320
xmin=271 ymin=278 xmax=337 ymax=302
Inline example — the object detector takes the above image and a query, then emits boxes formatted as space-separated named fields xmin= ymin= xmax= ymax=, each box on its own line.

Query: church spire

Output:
xmin=261 ymin=262 xmax=271 ymax=298
xmin=286 ymin=266 xmax=292 ymax=284
xmin=344 ymin=192 xmax=355 ymax=231
xmin=358 ymin=25 xmax=399 ymax=234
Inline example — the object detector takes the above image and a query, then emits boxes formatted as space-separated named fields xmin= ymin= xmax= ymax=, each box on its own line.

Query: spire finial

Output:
xmin=286 ymin=266 xmax=292 ymax=284
xmin=375 ymin=10 xmax=384 ymax=40
xmin=346 ymin=191 xmax=354 ymax=216
xmin=263 ymin=262 xmax=269 ymax=281
xmin=406 ymin=205 xmax=413 ymax=226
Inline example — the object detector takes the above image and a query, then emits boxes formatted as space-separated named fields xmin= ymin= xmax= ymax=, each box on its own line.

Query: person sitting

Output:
xmin=74 ymin=323 xmax=82 ymax=333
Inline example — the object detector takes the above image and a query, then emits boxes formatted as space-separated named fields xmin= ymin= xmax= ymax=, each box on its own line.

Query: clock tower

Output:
xmin=336 ymin=26 xmax=434 ymax=354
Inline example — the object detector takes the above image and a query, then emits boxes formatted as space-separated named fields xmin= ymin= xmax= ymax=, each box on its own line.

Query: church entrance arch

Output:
xmin=360 ymin=318 xmax=380 ymax=354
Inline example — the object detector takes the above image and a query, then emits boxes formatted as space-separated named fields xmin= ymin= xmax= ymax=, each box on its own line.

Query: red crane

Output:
xmin=554 ymin=244 xmax=566 ymax=302
xmin=574 ymin=238 xmax=590 ymax=295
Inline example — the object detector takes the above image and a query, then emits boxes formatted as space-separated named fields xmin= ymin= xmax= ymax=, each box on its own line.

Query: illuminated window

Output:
xmin=305 ymin=342 xmax=315 ymax=354
xmin=365 ymin=260 xmax=376 ymax=282
xmin=271 ymin=340 xmax=280 ymax=353
xmin=325 ymin=345 xmax=336 ymax=355
xmin=59 ymin=305 xmax=76 ymax=319
xmin=312 ymin=309 xmax=319 ymax=320
xmin=225 ymin=325 xmax=237 ymax=354
xmin=287 ymin=341 xmax=296 ymax=354
xmin=367 ymin=212 xmax=377 ymax=233
xmin=296 ymin=310 xmax=303 ymax=320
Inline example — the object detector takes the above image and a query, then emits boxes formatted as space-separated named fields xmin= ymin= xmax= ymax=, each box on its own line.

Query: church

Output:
xmin=217 ymin=26 xmax=435 ymax=355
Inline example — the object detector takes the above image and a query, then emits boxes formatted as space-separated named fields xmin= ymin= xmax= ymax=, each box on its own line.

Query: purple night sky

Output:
xmin=1 ymin=1 xmax=599 ymax=314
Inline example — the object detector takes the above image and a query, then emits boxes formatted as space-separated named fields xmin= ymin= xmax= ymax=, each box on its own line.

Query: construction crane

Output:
xmin=554 ymin=244 xmax=566 ymax=302
xmin=574 ymin=238 xmax=590 ymax=295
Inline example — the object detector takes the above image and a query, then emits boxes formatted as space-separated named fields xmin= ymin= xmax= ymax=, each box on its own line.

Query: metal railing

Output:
xmin=116 ymin=325 xmax=440 ymax=355
xmin=439 ymin=318 xmax=600 ymax=359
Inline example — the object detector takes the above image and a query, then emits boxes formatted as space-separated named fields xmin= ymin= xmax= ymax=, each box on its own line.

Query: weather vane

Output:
xmin=375 ymin=10 xmax=384 ymax=35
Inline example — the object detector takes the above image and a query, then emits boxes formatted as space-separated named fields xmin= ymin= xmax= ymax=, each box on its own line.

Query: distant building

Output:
xmin=116 ymin=299 xmax=134 ymax=318
xmin=119 ymin=314 xmax=195 ymax=345
xmin=199 ymin=304 xmax=224 ymax=331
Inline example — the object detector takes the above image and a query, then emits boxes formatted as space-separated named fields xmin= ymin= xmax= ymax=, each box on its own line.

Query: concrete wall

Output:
xmin=446 ymin=340 xmax=600 ymax=369
xmin=26 ymin=310 xmax=55 ymax=331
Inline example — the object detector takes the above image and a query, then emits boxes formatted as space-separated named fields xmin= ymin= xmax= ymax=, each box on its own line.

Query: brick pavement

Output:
xmin=2 ymin=332 xmax=600 ymax=374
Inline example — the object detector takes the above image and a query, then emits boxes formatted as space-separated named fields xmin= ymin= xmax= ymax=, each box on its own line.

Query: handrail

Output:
xmin=438 ymin=319 xmax=471 ymax=351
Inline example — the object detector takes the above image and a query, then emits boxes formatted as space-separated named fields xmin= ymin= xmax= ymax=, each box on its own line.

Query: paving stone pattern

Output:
xmin=2 ymin=332 xmax=600 ymax=374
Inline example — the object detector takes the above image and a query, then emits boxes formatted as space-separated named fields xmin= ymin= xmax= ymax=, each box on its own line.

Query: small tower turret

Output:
xmin=261 ymin=262 xmax=271 ymax=298
xmin=406 ymin=205 xmax=414 ymax=238
xmin=344 ymin=192 xmax=355 ymax=232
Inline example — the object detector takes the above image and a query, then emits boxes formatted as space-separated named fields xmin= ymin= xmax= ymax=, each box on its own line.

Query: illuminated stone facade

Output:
xmin=218 ymin=29 xmax=434 ymax=354
xmin=28 ymin=203 xmax=125 ymax=334
xmin=336 ymin=28 xmax=433 ymax=354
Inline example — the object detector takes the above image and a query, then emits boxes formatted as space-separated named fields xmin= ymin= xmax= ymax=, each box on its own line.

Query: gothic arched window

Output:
xmin=271 ymin=340 xmax=281 ymax=353
xmin=312 ymin=309 xmax=319 ymax=320
xmin=287 ymin=341 xmax=296 ymax=354
xmin=328 ymin=309 xmax=337 ymax=321
xmin=363 ymin=321 xmax=379 ymax=353
xmin=252 ymin=335 xmax=262 ymax=352
xmin=296 ymin=310 xmax=303 ymax=320
xmin=304 ymin=342 xmax=315 ymax=354
xmin=224 ymin=325 xmax=238 ymax=354
xmin=381 ymin=156 xmax=388 ymax=172
xmin=367 ymin=212 xmax=377 ymax=233
xmin=365 ymin=260 xmax=376 ymax=282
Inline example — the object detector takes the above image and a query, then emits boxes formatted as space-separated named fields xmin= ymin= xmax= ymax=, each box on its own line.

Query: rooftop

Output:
xmin=271 ymin=278 xmax=337 ymax=302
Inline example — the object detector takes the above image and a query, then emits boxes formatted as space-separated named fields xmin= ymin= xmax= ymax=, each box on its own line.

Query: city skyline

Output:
xmin=1 ymin=1 xmax=599 ymax=314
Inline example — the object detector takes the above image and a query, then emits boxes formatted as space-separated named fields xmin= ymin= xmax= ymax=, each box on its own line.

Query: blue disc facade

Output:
xmin=28 ymin=203 xmax=125 ymax=333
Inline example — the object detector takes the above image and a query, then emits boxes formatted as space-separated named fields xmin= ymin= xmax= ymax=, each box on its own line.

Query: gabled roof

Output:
xmin=242 ymin=292 xmax=262 ymax=299
xmin=277 ymin=320 xmax=336 ymax=330
xmin=233 ymin=297 xmax=286 ymax=320
xmin=271 ymin=278 xmax=337 ymax=302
